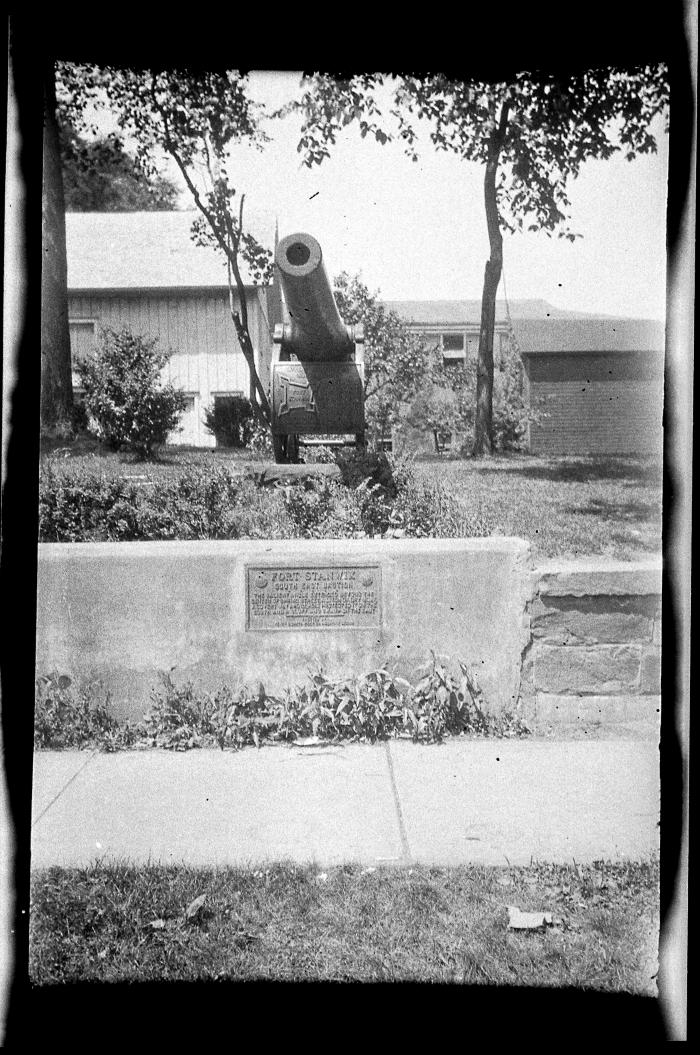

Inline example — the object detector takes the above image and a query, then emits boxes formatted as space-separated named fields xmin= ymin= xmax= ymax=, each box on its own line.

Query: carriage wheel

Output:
xmin=272 ymin=434 xmax=301 ymax=464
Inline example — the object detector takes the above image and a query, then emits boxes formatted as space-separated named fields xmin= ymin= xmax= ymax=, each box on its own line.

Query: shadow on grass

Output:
xmin=565 ymin=496 xmax=662 ymax=522
xmin=468 ymin=457 xmax=663 ymax=485
xmin=40 ymin=438 xmax=264 ymax=469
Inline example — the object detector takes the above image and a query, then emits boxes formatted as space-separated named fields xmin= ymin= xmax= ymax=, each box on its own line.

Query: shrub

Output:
xmin=77 ymin=326 xmax=188 ymax=459
xmin=402 ymin=334 xmax=533 ymax=455
xmin=38 ymin=460 xmax=295 ymax=542
xmin=283 ymin=477 xmax=365 ymax=538
xmin=38 ymin=460 xmax=143 ymax=542
xmin=38 ymin=449 xmax=494 ymax=543
xmin=491 ymin=339 xmax=530 ymax=453
xmin=203 ymin=396 xmax=256 ymax=448
xmin=300 ymin=444 xmax=337 ymax=464
xmin=386 ymin=455 xmax=493 ymax=538
xmin=245 ymin=420 xmax=274 ymax=458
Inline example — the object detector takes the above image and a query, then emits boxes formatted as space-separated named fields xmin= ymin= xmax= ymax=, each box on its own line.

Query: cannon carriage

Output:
xmin=270 ymin=232 xmax=366 ymax=463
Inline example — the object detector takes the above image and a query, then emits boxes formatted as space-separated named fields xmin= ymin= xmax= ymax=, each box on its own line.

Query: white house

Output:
xmin=66 ymin=210 xmax=278 ymax=447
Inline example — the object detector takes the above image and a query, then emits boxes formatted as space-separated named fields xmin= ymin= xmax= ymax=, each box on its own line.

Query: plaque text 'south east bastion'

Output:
xmin=246 ymin=565 xmax=381 ymax=630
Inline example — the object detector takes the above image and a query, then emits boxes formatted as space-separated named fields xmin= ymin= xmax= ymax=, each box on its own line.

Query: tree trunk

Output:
xmin=40 ymin=60 xmax=73 ymax=438
xmin=473 ymin=100 xmax=510 ymax=457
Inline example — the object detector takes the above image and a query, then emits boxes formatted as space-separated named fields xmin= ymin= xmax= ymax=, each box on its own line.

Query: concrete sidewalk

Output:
xmin=30 ymin=738 xmax=659 ymax=870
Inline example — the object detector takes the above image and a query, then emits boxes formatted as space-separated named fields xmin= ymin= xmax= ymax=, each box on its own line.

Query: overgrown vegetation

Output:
xmin=37 ymin=446 xmax=662 ymax=559
xmin=29 ymin=857 xmax=659 ymax=989
xmin=34 ymin=673 xmax=140 ymax=752
xmin=401 ymin=333 xmax=531 ymax=455
xmin=34 ymin=655 xmax=530 ymax=753
xmin=38 ymin=450 xmax=493 ymax=543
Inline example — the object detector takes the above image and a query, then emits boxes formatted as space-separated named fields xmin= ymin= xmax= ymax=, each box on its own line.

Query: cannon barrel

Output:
xmin=274 ymin=232 xmax=355 ymax=361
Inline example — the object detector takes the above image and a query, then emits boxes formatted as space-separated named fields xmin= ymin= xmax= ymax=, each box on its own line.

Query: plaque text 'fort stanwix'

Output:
xmin=246 ymin=565 xmax=381 ymax=630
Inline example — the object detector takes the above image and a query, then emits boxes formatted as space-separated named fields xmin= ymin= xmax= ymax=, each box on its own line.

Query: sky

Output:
xmin=99 ymin=70 xmax=671 ymax=320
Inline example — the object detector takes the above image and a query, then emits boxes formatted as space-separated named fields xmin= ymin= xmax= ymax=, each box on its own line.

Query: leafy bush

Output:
xmin=386 ymin=455 xmax=493 ymax=538
xmin=203 ymin=396 xmax=256 ymax=448
xmin=333 ymin=272 xmax=437 ymax=446
xmin=300 ymin=444 xmax=337 ymax=464
xmin=39 ymin=460 xmax=143 ymax=542
xmin=402 ymin=333 xmax=532 ymax=455
xmin=77 ymin=326 xmax=188 ymax=459
xmin=34 ymin=673 xmax=138 ymax=751
xmin=38 ymin=460 xmax=294 ymax=542
xmin=245 ymin=420 xmax=274 ymax=458
xmin=491 ymin=337 xmax=530 ymax=452
xmin=283 ymin=477 xmax=366 ymax=538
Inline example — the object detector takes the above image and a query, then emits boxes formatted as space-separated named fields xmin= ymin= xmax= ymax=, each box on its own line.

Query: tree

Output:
xmin=56 ymin=63 xmax=274 ymax=424
xmin=59 ymin=116 xmax=180 ymax=211
xmin=332 ymin=272 xmax=437 ymax=448
xmin=403 ymin=383 xmax=460 ymax=454
xmin=291 ymin=67 xmax=669 ymax=453
xmin=41 ymin=60 xmax=73 ymax=439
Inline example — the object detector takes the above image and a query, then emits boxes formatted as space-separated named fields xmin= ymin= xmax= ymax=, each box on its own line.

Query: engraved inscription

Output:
xmin=247 ymin=565 xmax=381 ymax=630
xmin=271 ymin=362 xmax=364 ymax=434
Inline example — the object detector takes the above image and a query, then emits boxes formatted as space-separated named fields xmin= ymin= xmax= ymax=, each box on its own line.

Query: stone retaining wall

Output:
xmin=35 ymin=541 xmax=662 ymax=735
xmin=520 ymin=561 xmax=662 ymax=734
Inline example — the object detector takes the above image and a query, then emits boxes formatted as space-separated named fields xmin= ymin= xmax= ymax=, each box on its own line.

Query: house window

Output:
xmin=69 ymin=319 xmax=96 ymax=368
xmin=441 ymin=333 xmax=466 ymax=362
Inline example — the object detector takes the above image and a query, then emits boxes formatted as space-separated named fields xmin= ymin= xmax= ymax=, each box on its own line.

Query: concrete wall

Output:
xmin=521 ymin=560 xmax=662 ymax=734
xmin=36 ymin=538 xmax=531 ymax=721
xmin=35 ymin=541 xmax=662 ymax=735
xmin=523 ymin=351 xmax=664 ymax=455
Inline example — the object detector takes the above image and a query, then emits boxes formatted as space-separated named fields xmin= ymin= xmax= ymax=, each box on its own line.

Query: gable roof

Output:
xmin=383 ymin=299 xmax=599 ymax=326
xmin=513 ymin=317 xmax=665 ymax=353
xmin=66 ymin=210 xmax=263 ymax=290
xmin=384 ymin=299 xmax=665 ymax=353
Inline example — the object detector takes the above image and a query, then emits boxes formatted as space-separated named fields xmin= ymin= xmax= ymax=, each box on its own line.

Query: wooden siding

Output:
xmin=68 ymin=288 xmax=271 ymax=447
xmin=524 ymin=352 xmax=664 ymax=455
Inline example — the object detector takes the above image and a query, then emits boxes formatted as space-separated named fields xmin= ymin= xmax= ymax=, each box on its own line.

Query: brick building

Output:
xmin=515 ymin=317 xmax=665 ymax=455
xmin=387 ymin=301 xmax=665 ymax=455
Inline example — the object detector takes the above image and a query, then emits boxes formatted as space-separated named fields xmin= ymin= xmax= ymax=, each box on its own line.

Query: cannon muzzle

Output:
xmin=274 ymin=232 xmax=356 ymax=361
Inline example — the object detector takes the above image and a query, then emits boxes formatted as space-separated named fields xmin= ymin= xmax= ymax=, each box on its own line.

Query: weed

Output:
xmin=34 ymin=674 xmax=139 ymax=751
xmin=35 ymin=659 xmax=529 ymax=752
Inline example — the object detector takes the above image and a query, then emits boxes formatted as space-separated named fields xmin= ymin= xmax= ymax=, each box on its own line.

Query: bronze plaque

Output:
xmin=246 ymin=565 xmax=381 ymax=630
xmin=271 ymin=362 xmax=365 ymax=434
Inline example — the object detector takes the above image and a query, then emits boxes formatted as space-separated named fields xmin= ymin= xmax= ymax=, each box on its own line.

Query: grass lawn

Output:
xmin=39 ymin=439 xmax=663 ymax=561
xmin=40 ymin=436 xmax=270 ymax=481
xmin=29 ymin=858 xmax=659 ymax=990
xmin=414 ymin=453 xmax=662 ymax=562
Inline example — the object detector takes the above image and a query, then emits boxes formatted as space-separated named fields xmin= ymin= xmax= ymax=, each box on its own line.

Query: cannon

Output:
xmin=270 ymin=232 xmax=365 ymax=463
